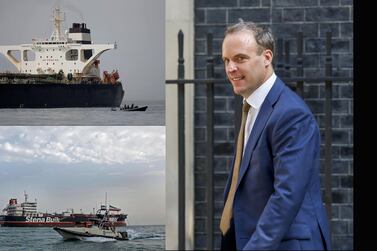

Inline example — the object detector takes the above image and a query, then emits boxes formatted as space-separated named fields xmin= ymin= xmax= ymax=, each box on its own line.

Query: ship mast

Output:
xmin=24 ymin=190 xmax=28 ymax=203
xmin=50 ymin=7 xmax=66 ymax=41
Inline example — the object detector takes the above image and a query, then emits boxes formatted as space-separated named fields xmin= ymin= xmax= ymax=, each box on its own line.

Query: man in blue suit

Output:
xmin=219 ymin=20 xmax=331 ymax=250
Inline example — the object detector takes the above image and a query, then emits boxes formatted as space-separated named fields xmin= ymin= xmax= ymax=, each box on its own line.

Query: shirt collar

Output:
xmin=245 ymin=72 xmax=276 ymax=110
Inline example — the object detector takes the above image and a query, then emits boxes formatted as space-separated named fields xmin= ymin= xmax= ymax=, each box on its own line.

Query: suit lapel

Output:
xmin=236 ymin=78 xmax=285 ymax=190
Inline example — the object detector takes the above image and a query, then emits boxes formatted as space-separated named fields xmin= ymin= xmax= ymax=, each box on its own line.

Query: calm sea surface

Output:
xmin=0 ymin=225 xmax=165 ymax=251
xmin=0 ymin=100 xmax=165 ymax=126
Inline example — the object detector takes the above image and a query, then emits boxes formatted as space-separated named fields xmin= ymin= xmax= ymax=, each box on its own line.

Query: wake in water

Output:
xmin=81 ymin=237 xmax=117 ymax=243
xmin=126 ymin=229 xmax=165 ymax=240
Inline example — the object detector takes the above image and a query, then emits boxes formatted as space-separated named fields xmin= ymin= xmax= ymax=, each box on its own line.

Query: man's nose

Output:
xmin=227 ymin=61 xmax=237 ymax=72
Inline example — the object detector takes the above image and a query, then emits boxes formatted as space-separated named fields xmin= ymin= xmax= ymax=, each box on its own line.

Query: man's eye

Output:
xmin=235 ymin=56 xmax=245 ymax=62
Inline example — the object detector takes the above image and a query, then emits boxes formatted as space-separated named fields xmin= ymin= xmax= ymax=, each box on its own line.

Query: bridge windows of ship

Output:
xmin=66 ymin=49 xmax=78 ymax=61
xmin=81 ymin=49 xmax=93 ymax=62
xmin=7 ymin=50 xmax=20 ymax=63
xmin=23 ymin=50 xmax=35 ymax=61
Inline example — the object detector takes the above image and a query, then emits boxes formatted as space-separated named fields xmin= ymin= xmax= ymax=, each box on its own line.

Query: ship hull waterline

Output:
xmin=0 ymin=82 xmax=124 ymax=108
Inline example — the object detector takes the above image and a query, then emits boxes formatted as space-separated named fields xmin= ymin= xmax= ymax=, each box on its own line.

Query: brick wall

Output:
xmin=194 ymin=0 xmax=353 ymax=250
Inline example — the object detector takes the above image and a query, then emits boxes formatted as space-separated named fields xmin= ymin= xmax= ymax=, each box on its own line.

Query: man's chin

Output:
xmin=233 ymin=87 xmax=246 ymax=97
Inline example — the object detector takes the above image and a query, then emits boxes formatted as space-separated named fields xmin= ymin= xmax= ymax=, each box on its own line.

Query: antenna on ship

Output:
xmin=50 ymin=7 xmax=66 ymax=41
xmin=24 ymin=190 xmax=28 ymax=203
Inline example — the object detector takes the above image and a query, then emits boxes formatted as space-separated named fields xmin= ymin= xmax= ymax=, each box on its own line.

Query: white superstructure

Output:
xmin=3 ymin=192 xmax=37 ymax=217
xmin=0 ymin=7 xmax=116 ymax=79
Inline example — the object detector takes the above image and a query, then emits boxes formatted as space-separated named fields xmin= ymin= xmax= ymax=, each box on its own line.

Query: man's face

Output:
xmin=222 ymin=31 xmax=272 ymax=99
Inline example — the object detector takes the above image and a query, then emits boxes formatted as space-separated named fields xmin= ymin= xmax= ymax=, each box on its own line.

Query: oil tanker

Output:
xmin=0 ymin=7 xmax=124 ymax=108
xmin=0 ymin=193 xmax=127 ymax=227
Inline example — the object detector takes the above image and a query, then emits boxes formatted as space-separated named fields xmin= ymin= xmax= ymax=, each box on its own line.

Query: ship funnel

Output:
xmin=9 ymin=199 xmax=18 ymax=205
xmin=68 ymin=22 xmax=92 ymax=44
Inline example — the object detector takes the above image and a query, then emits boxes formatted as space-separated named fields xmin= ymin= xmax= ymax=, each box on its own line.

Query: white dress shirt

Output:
xmin=243 ymin=73 xmax=277 ymax=153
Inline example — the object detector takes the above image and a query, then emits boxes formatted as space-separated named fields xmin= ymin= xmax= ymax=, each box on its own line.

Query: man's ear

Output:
xmin=264 ymin=49 xmax=273 ymax=66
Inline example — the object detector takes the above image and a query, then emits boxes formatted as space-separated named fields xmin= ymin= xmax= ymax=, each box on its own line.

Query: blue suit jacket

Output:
xmin=224 ymin=77 xmax=331 ymax=250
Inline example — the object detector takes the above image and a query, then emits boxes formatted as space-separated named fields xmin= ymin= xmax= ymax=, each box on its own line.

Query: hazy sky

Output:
xmin=0 ymin=126 xmax=165 ymax=226
xmin=0 ymin=0 xmax=165 ymax=101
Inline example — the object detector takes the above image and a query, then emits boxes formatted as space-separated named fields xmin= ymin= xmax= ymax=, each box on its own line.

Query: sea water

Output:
xmin=0 ymin=225 xmax=165 ymax=251
xmin=0 ymin=100 xmax=165 ymax=126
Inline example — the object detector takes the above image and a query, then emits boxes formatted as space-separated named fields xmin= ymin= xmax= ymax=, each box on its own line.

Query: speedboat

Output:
xmin=53 ymin=224 xmax=128 ymax=240
xmin=53 ymin=206 xmax=128 ymax=241
xmin=120 ymin=104 xmax=148 ymax=111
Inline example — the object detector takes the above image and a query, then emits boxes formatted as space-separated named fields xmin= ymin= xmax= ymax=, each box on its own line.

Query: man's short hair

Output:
xmin=224 ymin=19 xmax=275 ymax=55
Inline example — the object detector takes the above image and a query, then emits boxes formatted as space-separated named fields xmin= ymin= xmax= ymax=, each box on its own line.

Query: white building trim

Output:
xmin=165 ymin=0 xmax=195 ymax=250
